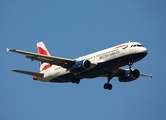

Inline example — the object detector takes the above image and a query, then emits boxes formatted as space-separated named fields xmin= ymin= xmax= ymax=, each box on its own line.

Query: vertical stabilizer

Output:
xmin=37 ymin=42 xmax=51 ymax=71
xmin=37 ymin=42 xmax=50 ymax=56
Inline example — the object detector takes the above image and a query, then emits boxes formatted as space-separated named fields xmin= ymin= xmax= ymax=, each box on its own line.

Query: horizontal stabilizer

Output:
xmin=12 ymin=69 xmax=44 ymax=77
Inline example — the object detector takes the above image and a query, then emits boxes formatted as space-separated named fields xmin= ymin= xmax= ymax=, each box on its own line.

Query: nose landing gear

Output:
xmin=128 ymin=62 xmax=133 ymax=75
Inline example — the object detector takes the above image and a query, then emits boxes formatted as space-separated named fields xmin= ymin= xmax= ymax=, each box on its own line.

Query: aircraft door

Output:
xmin=121 ymin=48 xmax=125 ymax=55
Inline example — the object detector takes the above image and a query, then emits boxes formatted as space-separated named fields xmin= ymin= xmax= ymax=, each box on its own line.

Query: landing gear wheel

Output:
xmin=103 ymin=83 xmax=112 ymax=90
xmin=103 ymin=73 xmax=113 ymax=90
xmin=108 ymin=84 xmax=112 ymax=90
xmin=71 ymin=77 xmax=80 ymax=84
xmin=71 ymin=80 xmax=75 ymax=83
xmin=75 ymin=79 xmax=80 ymax=84
xmin=104 ymin=83 xmax=108 ymax=89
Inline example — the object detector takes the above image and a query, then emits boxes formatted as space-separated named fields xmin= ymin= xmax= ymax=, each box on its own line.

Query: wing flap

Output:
xmin=12 ymin=69 xmax=44 ymax=77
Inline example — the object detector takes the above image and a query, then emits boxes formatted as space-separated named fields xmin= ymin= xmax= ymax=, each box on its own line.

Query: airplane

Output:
xmin=7 ymin=41 xmax=153 ymax=90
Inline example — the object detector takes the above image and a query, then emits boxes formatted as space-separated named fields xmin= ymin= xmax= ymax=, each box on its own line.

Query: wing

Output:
xmin=7 ymin=48 xmax=75 ymax=68
xmin=101 ymin=68 xmax=153 ymax=79
xmin=139 ymin=73 xmax=153 ymax=78
xmin=118 ymin=68 xmax=153 ymax=79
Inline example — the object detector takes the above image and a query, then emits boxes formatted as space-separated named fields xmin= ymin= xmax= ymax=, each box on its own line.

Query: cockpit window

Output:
xmin=130 ymin=44 xmax=144 ymax=48
xmin=137 ymin=44 xmax=144 ymax=47
xmin=137 ymin=44 xmax=142 ymax=47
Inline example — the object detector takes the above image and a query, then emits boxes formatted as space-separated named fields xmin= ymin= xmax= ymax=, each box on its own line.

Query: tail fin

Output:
xmin=37 ymin=42 xmax=51 ymax=71
xmin=37 ymin=42 xmax=50 ymax=56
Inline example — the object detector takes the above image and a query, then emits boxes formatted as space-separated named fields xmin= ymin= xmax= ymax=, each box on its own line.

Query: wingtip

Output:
xmin=149 ymin=75 xmax=153 ymax=79
xmin=6 ymin=48 xmax=9 ymax=52
xmin=11 ymin=69 xmax=17 ymax=72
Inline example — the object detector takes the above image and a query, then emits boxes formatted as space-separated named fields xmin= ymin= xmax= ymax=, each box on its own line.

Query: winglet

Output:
xmin=6 ymin=48 xmax=10 ymax=52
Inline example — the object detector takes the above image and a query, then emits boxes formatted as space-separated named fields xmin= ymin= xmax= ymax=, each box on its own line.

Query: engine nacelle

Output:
xmin=70 ymin=60 xmax=91 ymax=73
xmin=118 ymin=69 xmax=140 ymax=82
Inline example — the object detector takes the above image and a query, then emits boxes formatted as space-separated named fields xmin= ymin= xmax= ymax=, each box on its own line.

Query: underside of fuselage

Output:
xmin=50 ymin=52 xmax=147 ymax=83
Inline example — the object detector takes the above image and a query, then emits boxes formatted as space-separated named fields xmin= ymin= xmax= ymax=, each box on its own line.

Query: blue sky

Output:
xmin=1 ymin=0 xmax=166 ymax=120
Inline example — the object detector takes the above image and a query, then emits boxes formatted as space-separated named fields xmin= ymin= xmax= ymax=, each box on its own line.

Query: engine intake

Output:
xmin=71 ymin=60 xmax=91 ymax=73
xmin=118 ymin=69 xmax=140 ymax=82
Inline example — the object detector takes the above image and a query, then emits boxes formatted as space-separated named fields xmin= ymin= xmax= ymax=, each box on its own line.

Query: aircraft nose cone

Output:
xmin=142 ymin=47 xmax=148 ymax=57
xmin=144 ymin=47 xmax=148 ymax=53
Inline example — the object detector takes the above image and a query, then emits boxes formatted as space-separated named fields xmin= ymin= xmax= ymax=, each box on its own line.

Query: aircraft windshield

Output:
xmin=130 ymin=44 xmax=144 ymax=48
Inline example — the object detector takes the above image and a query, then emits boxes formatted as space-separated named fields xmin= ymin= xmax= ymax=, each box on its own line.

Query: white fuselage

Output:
xmin=38 ymin=42 xmax=147 ymax=82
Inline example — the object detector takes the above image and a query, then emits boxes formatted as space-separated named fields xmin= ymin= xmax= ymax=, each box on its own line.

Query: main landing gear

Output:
xmin=103 ymin=74 xmax=113 ymax=90
xmin=103 ymin=62 xmax=134 ymax=90
xmin=104 ymin=83 xmax=112 ymax=90
xmin=71 ymin=77 xmax=80 ymax=84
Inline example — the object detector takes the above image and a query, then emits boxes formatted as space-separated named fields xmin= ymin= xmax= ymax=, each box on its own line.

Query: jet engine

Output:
xmin=70 ymin=60 xmax=91 ymax=73
xmin=118 ymin=69 xmax=140 ymax=82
